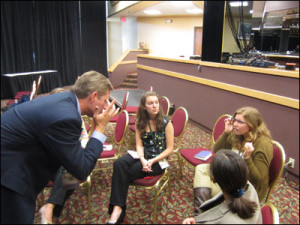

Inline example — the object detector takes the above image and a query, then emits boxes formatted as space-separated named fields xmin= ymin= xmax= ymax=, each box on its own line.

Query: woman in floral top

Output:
xmin=107 ymin=91 xmax=174 ymax=224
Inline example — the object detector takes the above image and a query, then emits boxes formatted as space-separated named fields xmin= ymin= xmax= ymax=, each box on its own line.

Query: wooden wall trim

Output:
xmin=137 ymin=64 xmax=299 ymax=109
xmin=108 ymin=49 xmax=146 ymax=72
xmin=138 ymin=55 xmax=299 ymax=78
xmin=119 ymin=60 xmax=137 ymax=65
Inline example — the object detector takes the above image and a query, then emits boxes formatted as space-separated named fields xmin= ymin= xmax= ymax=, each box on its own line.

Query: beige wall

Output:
xmin=107 ymin=19 xmax=123 ymax=67
xmin=137 ymin=16 xmax=203 ymax=58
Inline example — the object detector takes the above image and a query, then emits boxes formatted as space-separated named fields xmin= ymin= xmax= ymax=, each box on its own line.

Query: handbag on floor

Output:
xmin=61 ymin=168 xmax=80 ymax=190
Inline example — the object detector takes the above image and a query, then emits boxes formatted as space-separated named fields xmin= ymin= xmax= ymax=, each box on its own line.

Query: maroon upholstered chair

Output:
xmin=261 ymin=202 xmax=279 ymax=224
xmin=81 ymin=115 xmax=94 ymax=137
xmin=263 ymin=140 xmax=286 ymax=204
xmin=127 ymin=121 xmax=136 ymax=150
xmin=169 ymin=107 xmax=189 ymax=178
xmin=125 ymin=105 xmax=138 ymax=115
xmin=7 ymin=75 xmax=42 ymax=106
xmin=38 ymin=116 xmax=95 ymax=218
xmin=32 ymin=75 xmax=42 ymax=100
xmin=109 ymin=91 xmax=129 ymax=123
xmin=208 ymin=114 xmax=231 ymax=149
xmin=130 ymin=168 xmax=170 ymax=223
xmin=159 ymin=96 xmax=170 ymax=116
xmin=93 ymin=110 xmax=129 ymax=174
xmin=125 ymin=86 xmax=153 ymax=115
xmin=179 ymin=114 xmax=230 ymax=177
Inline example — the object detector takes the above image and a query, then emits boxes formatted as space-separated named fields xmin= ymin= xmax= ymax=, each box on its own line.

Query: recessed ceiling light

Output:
xmin=230 ymin=1 xmax=248 ymax=7
xmin=186 ymin=8 xmax=203 ymax=14
xmin=144 ymin=9 xmax=161 ymax=15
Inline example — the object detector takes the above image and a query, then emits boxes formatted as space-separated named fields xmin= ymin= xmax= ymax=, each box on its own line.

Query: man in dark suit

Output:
xmin=1 ymin=71 xmax=119 ymax=224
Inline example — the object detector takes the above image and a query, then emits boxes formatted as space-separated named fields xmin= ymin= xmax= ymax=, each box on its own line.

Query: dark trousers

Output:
xmin=47 ymin=167 xmax=75 ymax=217
xmin=1 ymin=185 xmax=36 ymax=224
xmin=109 ymin=154 xmax=163 ymax=213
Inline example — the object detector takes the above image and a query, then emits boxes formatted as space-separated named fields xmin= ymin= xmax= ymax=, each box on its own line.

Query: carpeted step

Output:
xmin=127 ymin=74 xmax=137 ymax=79
xmin=117 ymin=71 xmax=138 ymax=89
xmin=127 ymin=71 xmax=137 ymax=75
xmin=119 ymin=82 xmax=138 ymax=88
xmin=124 ymin=78 xmax=137 ymax=84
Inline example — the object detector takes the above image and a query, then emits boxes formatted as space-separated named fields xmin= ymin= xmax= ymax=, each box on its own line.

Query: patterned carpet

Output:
xmin=34 ymin=122 xmax=299 ymax=224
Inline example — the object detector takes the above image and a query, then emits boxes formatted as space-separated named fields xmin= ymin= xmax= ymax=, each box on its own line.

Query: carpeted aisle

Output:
xmin=34 ymin=122 xmax=299 ymax=224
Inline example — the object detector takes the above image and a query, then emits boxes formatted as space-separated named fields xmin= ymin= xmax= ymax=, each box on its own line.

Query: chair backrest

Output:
xmin=265 ymin=140 xmax=286 ymax=203
xmin=115 ymin=110 xmax=129 ymax=145
xmin=120 ymin=91 xmax=129 ymax=110
xmin=261 ymin=202 xmax=280 ymax=224
xmin=29 ymin=80 xmax=37 ymax=100
xmin=171 ymin=107 xmax=189 ymax=150
xmin=212 ymin=114 xmax=231 ymax=143
xmin=34 ymin=75 xmax=42 ymax=98
xmin=82 ymin=115 xmax=94 ymax=137
xmin=159 ymin=96 xmax=170 ymax=116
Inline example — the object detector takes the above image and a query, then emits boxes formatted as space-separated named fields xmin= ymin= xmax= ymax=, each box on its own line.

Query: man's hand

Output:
xmin=93 ymin=99 xmax=119 ymax=133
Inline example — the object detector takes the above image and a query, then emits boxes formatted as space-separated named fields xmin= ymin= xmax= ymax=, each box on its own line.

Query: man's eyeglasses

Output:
xmin=231 ymin=116 xmax=247 ymax=125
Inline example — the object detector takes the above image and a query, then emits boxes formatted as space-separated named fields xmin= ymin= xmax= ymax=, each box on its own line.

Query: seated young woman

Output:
xmin=193 ymin=106 xmax=273 ymax=215
xmin=183 ymin=149 xmax=262 ymax=224
xmin=107 ymin=91 xmax=174 ymax=224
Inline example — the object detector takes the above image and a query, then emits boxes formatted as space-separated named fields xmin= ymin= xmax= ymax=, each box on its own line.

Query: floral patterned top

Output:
xmin=142 ymin=116 xmax=170 ymax=159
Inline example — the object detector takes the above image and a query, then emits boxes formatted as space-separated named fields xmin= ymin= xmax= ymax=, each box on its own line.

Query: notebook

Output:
xmin=194 ymin=150 xmax=212 ymax=161
xmin=127 ymin=150 xmax=140 ymax=159
xmin=103 ymin=144 xmax=113 ymax=151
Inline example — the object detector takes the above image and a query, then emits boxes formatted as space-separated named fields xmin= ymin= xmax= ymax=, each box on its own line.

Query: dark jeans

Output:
xmin=109 ymin=154 xmax=164 ymax=213
xmin=47 ymin=167 xmax=75 ymax=217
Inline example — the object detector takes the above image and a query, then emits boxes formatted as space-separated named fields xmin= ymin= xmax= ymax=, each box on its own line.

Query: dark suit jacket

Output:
xmin=1 ymin=91 xmax=103 ymax=223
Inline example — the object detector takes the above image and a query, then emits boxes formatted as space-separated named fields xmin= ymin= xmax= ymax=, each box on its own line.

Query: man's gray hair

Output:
xmin=71 ymin=71 xmax=113 ymax=98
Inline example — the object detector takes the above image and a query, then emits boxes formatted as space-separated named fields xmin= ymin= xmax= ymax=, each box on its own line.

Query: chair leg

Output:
xmin=40 ymin=190 xmax=45 ymax=206
xmin=87 ymin=178 xmax=91 ymax=218
xmin=153 ymin=187 xmax=159 ymax=224
xmin=177 ymin=153 xmax=183 ymax=179
xmin=168 ymin=176 xmax=171 ymax=196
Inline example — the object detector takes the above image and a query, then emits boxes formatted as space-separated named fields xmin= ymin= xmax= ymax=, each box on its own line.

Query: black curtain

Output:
xmin=33 ymin=1 xmax=82 ymax=85
xmin=1 ymin=1 xmax=107 ymax=93
xmin=80 ymin=1 xmax=108 ymax=77
xmin=1 ymin=1 xmax=35 ymax=74
xmin=201 ymin=1 xmax=225 ymax=63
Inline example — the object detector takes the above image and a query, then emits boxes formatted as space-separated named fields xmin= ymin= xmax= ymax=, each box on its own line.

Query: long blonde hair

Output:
xmin=230 ymin=106 xmax=272 ymax=150
xmin=136 ymin=91 xmax=164 ymax=136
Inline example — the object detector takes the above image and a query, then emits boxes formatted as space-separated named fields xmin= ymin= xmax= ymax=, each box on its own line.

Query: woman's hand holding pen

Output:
xmin=224 ymin=117 xmax=234 ymax=134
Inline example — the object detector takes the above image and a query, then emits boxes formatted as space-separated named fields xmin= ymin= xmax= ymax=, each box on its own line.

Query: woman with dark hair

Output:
xmin=107 ymin=91 xmax=174 ymax=224
xmin=193 ymin=106 xmax=273 ymax=215
xmin=183 ymin=149 xmax=262 ymax=224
